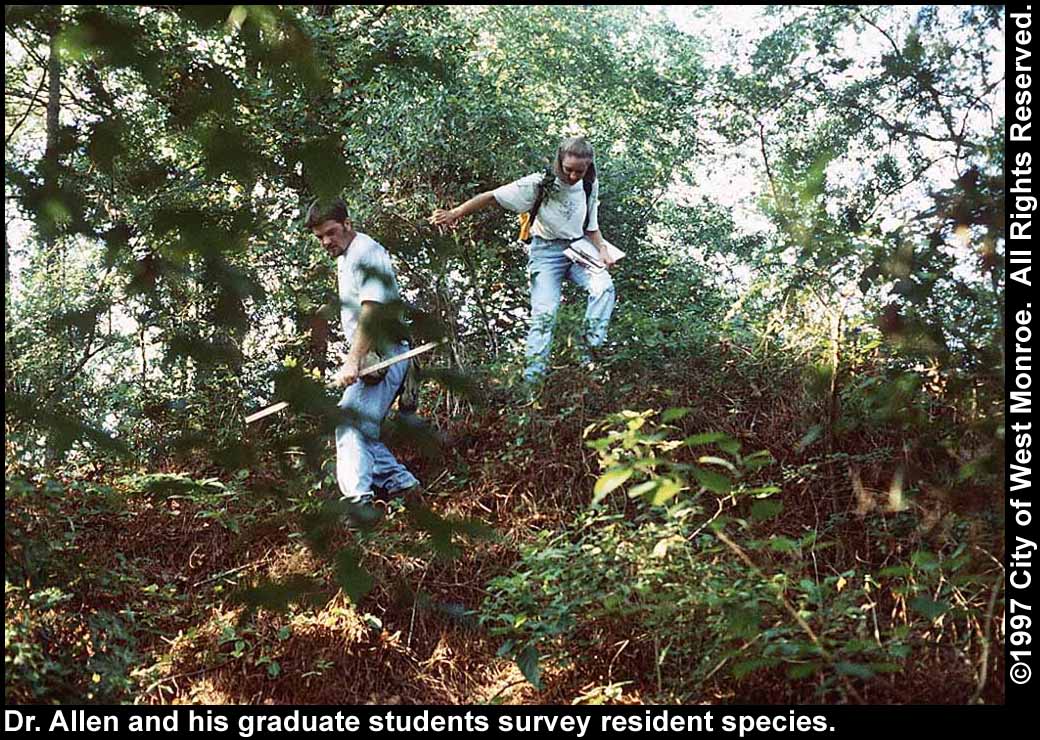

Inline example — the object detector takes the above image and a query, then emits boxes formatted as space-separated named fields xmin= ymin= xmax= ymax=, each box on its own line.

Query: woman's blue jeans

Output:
xmin=524 ymin=236 xmax=616 ymax=383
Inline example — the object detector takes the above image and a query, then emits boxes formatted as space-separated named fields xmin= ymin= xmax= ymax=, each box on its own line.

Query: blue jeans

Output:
xmin=335 ymin=341 xmax=419 ymax=502
xmin=525 ymin=236 xmax=616 ymax=383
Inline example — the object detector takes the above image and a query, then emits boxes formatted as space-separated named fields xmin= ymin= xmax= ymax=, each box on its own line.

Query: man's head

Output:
xmin=306 ymin=198 xmax=355 ymax=258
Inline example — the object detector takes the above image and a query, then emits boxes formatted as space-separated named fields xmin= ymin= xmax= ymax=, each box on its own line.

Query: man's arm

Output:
xmin=333 ymin=301 xmax=378 ymax=388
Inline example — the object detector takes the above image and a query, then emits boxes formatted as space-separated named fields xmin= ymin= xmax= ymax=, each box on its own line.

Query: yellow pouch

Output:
xmin=518 ymin=212 xmax=533 ymax=243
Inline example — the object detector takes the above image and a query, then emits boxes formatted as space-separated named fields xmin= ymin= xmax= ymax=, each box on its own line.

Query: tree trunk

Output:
xmin=44 ymin=24 xmax=63 ymax=263
xmin=825 ymin=295 xmax=851 ymax=450
xmin=140 ymin=323 xmax=148 ymax=388
xmin=5 ymin=231 xmax=13 ymax=393
xmin=826 ymin=309 xmax=842 ymax=449
xmin=45 ymin=31 xmax=61 ymax=183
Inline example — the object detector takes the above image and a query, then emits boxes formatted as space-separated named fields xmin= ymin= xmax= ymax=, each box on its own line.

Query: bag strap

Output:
xmin=582 ymin=177 xmax=593 ymax=232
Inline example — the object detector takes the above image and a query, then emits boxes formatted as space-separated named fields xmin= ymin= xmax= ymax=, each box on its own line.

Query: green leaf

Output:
xmin=751 ymin=500 xmax=783 ymax=521
xmin=719 ymin=438 xmax=742 ymax=455
xmin=732 ymin=657 xmax=779 ymax=679
xmin=651 ymin=478 xmax=683 ymax=506
xmin=593 ymin=467 xmax=633 ymax=504
xmin=724 ymin=605 xmax=761 ymax=638
xmin=911 ymin=551 xmax=940 ymax=572
xmin=693 ymin=467 xmax=732 ymax=494
xmin=628 ymin=480 xmax=659 ymax=499
xmin=769 ymin=536 xmax=799 ymax=552
xmin=661 ymin=407 xmax=691 ymax=423
xmin=796 ymin=425 xmax=822 ymax=452
xmin=698 ymin=455 xmax=738 ymax=473
xmin=683 ymin=432 xmax=731 ymax=447
xmin=835 ymin=662 xmax=875 ymax=679
xmin=878 ymin=565 xmax=911 ymax=578
xmin=517 ymin=645 xmax=543 ymax=689
xmin=888 ymin=644 xmax=911 ymax=659
xmin=742 ymin=451 xmax=776 ymax=471
xmin=787 ymin=662 xmax=821 ymax=680
xmin=910 ymin=596 xmax=949 ymax=620
xmin=334 ymin=548 xmax=374 ymax=605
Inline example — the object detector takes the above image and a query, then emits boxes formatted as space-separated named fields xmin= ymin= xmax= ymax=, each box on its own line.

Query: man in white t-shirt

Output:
xmin=307 ymin=198 xmax=419 ymax=504
xmin=431 ymin=136 xmax=616 ymax=385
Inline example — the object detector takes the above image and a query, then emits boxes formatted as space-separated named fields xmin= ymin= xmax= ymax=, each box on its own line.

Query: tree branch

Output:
xmin=5 ymin=71 xmax=49 ymax=146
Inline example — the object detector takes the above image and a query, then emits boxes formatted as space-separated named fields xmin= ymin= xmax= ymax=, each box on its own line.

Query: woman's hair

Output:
xmin=554 ymin=136 xmax=597 ymax=183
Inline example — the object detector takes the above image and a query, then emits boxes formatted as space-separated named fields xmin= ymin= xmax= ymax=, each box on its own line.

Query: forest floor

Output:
xmin=5 ymin=347 xmax=1005 ymax=705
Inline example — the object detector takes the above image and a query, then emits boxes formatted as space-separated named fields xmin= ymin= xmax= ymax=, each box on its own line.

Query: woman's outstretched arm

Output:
xmin=430 ymin=190 xmax=498 ymax=228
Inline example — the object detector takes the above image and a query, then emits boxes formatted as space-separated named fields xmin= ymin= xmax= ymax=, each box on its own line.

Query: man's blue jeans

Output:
xmin=525 ymin=236 xmax=616 ymax=383
xmin=335 ymin=341 xmax=419 ymax=502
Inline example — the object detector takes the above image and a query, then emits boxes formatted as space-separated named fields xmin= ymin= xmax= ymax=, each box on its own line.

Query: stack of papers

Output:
xmin=564 ymin=238 xmax=626 ymax=273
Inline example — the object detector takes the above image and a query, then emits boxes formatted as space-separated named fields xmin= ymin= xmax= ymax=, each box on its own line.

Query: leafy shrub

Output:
xmin=480 ymin=409 xmax=1000 ymax=701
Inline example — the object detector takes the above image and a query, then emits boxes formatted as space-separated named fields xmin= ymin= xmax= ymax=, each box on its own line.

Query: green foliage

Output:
xmin=584 ymin=408 xmax=775 ymax=508
xmin=703 ymin=7 xmax=1004 ymax=511
xmin=5 ymin=4 xmax=1004 ymax=704
xmin=5 ymin=473 xmax=156 ymax=702
xmin=481 ymin=497 xmax=996 ymax=699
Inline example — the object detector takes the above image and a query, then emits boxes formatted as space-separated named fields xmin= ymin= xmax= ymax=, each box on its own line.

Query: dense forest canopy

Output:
xmin=6 ymin=5 xmax=1006 ymax=705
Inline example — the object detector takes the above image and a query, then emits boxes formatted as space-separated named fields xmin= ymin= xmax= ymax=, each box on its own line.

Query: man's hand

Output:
xmin=430 ymin=207 xmax=461 ymax=230
xmin=598 ymin=246 xmax=617 ymax=270
xmin=332 ymin=355 xmax=362 ymax=388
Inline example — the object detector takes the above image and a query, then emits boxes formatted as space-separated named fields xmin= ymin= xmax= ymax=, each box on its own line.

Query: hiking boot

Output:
xmin=400 ymin=484 xmax=425 ymax=508
xmin=335 ymin=497 xmax=384 ymax=529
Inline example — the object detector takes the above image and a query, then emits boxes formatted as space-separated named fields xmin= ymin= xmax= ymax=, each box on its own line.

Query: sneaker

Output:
xmin=371 ymin=486 xmax=403 ymax=509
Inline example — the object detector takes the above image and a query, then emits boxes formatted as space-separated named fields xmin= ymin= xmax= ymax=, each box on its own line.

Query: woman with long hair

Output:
xmin=431 ymin=136 xmax=617 ymax=386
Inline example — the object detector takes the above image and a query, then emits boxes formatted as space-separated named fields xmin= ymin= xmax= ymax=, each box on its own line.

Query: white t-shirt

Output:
xmin=337 ymin=232 xmax=401 ymax=346
xmin=493 ymin=173 xmax=600 ymax=240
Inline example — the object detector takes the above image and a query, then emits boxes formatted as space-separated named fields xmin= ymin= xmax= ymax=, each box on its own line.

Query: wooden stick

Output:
xmin=244 ymin=339 xmax=446 ymax=425
xmin=244 ymin=401 xmax=289 ymax=425
xmin=355 ymin=339 xmax=445 ymax=377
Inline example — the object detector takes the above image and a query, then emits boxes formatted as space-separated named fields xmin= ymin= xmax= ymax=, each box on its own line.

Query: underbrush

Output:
xmin=477 ymin=408 xmax=1004 ymax=704
xmin=480 ymin=505 xmax=1002 ymax=703
xmin=4 ymin=465 xmax=286 ymax=703
xmin=4 ymin=456 xmax=504 ymax=704
xmin=5 ymin=318 xmax=1004 ymax=704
